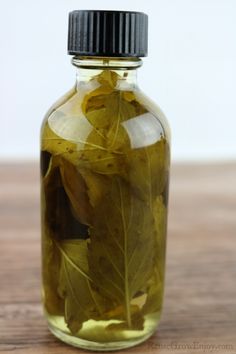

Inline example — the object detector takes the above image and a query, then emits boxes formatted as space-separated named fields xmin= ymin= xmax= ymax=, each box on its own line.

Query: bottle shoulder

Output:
xmin=41 ymin=82 xmax=170 ymax=155
xmin=132 ymin=89 xmax=171 ymax=143
xmin=41 ymin=87 xmax=76 ymax=131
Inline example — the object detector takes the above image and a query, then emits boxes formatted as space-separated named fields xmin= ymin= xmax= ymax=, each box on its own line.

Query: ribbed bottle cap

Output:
xmin=68 ymin=10 xmax=148 ymax=57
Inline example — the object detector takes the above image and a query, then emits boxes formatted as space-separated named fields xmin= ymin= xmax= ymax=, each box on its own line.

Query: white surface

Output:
xmin=0 ymin=0 xmax=236 ymax=161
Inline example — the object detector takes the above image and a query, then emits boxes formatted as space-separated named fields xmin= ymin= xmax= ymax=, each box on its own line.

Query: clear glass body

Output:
xmin=40 ymin=57 xmax=171 ymax=351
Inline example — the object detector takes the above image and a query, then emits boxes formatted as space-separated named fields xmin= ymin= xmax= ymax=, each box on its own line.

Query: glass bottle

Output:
xmin=40 ymin=10 xmax=170 ymax=351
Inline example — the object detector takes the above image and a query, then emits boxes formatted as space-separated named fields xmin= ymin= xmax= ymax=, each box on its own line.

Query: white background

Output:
xmin=0 ymin=0 xmax=236 ymax=161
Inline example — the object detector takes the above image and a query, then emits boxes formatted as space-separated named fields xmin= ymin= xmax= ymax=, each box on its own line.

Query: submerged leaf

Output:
xmin=141 ymin=271 xmax=163 ymax=315
xmin=124 ymin=138 xmax=170 ymax=203
xmin=106 ymin=305 xmax=144 ymax=331
xmin=97 ymin=70 xmax=119 ymax=88
xmin=42 ymin=157 xmax=90 ymax=240
xmin=59 ymin=158 xmax=93 ymax=226
xmin=41 ymin=122 xmax=78 ymax=164
xmin=79 ymin=169 xmax=110 ymax=208
xmin=153 ymin=195 xmax=168 ymax=281
xmin=140 ymin=197 xmax=167 ymax=316
xmin=42 ymin=230 xmax=64 ymax=315
xmin=57 ymin=240 xmax=112 ymax=333
xmin=81 ymin=70 xmax=119 ymax=125
xmin=88 ymin=177 xmax=157 ymax=328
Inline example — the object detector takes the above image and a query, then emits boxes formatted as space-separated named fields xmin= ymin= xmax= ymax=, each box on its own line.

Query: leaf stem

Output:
xmin=118 ymin=181 xmax=132 ymax=328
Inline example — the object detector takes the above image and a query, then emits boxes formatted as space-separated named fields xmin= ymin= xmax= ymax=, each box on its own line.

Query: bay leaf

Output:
xmin=59 ymin=158 xmax=93 ymax=226
xmin=105 ymin=92 xmax=136 ymax=152
xmin=79 ymin=169 xmax=110 ymax=208
xmin=41 ymin=122 xmax=78 ymax=165
xmin=41 ymin=157 xmax=64 ymax=315
xmin=153 ymin=195 xmax=168 ymax=281
xmin=141 ymin=196 xmax=167 ymax=316
xmin=57 ymin=239 xmax=112 ymax=333
xmin=88 ymin=177 xmax=157 ymax=328
xmin=124 ymin=138 xmax=170 ymax=203
xmin=141 ymin=272 xmax=163 ymax=315
xmin=96 ymin=70 xmax=119 ymax=88
xmin=41 ymin=121 xmax=118 ymax=175
xmin=81 ymin=70 xmax=119 ymax=126
xmin=42 ymin=156 xmax=90 ymax=240
xmin=41 ymin=219 xmax=64 ymax=315
xmin=106 ymin=307 xmax=144 ymax=331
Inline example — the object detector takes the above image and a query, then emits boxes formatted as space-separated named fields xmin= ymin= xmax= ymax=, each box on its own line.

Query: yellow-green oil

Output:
xmin=40 ymin=67 xmax=170 ymax=350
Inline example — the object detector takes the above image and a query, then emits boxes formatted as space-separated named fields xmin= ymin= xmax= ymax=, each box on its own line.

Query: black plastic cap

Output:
xmin=68 ymin=10 xmax=148 ymax=57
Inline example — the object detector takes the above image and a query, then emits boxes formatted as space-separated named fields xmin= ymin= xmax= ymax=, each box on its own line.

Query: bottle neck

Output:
xmin=72 ymin=56 xmax=142 ymax=89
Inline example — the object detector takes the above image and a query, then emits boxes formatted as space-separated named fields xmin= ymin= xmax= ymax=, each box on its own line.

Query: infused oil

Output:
xmin=41 ymin=10 xmax=170 ymax=351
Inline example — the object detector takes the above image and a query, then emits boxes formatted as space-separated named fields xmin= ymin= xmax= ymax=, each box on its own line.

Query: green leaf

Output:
xmin=41 ymin=121 xmax=78 ymax=164
xmin=81 ymin=70 xmax=119 ymax=129
xmin=42 ymin=156 xmax=91 ymax=240
xmin=153 ymin=195 xmax=168 ymax=282
xmin=141 ymin=273 xmax=163 ymax=315
xmin=42 ymin=233 xmax=64 ymax=315
xmin=57 ymin=239 xmax=112 ymax=334
xmin=105 ymin=92 xmax=136 ymax=152
xmin=41 ymin=119 xmax=126 ymax=176
xmin=79 ymin=169 xmax=110 ymax=208
xmin=96 ymin=70 xmax=119 ymax=88
xmin=88 ymin=177 xmax=157 ymax=328
xmin=41 ymin=159 xmax=64 ymax=315
xmin=124 ymin=138 xmax=170 ymax=203
xmin=140 ymin=196 xmax=167 ymax=316
xmin=76 ymin=129 xmax=125 ymax=175
xmin=59 ymin=158 xmax=93 ymax=226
